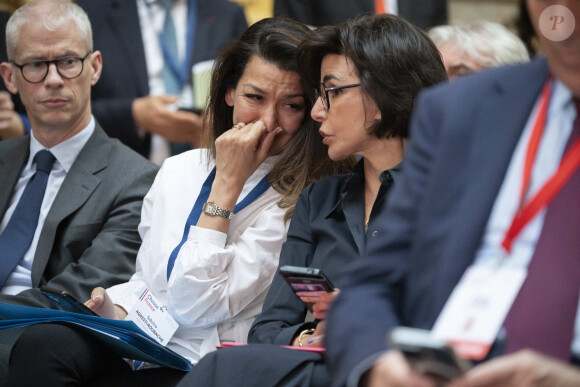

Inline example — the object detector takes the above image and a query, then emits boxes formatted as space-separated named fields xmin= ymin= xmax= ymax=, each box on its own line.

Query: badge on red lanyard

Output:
xmin=432 ymin=76 xmax=580 ymax=361
xmin=502 ymin=77 xmax=580 ymax=252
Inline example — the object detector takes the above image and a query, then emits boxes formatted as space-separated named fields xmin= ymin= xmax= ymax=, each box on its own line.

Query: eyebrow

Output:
xmin=242 ymin=83 xmax=304 ymax=99
xmin=20 ymin=51 xmax=85 ymax=62
xmin=322 ymin=74 xmax=343 ymax=83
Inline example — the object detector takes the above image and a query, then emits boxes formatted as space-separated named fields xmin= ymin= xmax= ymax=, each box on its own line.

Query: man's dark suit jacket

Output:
xmin=325 ymin=59 xmax=551 ymax=386
xmin=76 ymin=0 xmax=248 ymax=157
xmin=274 ymin=0 xmax=447 ymax=30
xmin=0 ymin=123 xmax=158 ymax=308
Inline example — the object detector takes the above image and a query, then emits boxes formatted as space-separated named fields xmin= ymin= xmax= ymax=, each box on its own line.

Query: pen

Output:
xmin=307 ymin=334 xmax=324 ymax=345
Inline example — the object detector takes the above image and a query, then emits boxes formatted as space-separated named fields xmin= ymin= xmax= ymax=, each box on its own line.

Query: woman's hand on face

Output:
xmin=84 ymin=287 xmax=127 ymax=320
xmin=312 ymin=289 xmax=339 ymax=320
xmin=213 ymin=120 xmax=282 ymax=196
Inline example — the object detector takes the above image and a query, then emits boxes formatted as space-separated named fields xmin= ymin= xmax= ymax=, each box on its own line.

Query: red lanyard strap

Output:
xmin=502 ymin=80 xmax=580 ymax=252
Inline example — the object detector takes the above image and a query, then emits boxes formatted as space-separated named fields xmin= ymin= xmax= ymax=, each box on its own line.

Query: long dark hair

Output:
xmin=204 ymin=17 xmax=353 ymax=221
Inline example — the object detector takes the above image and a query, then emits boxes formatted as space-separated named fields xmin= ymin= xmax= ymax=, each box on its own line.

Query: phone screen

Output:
xmin=279 ymin=266 xmax=334 ymax=311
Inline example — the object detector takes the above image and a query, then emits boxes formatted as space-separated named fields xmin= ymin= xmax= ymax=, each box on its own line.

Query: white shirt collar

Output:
xmin=28 ymin=115 xmax=96 ymax=173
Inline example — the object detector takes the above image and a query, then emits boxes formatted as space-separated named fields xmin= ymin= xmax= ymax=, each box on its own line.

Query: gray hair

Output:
xmin=6 ymin=0 xmax=92 ymax=60
xmin=428 ymin=20 xmax=529 ymax=69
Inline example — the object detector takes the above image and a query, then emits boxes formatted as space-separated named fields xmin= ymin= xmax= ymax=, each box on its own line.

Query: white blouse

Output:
xmin=107 ymin=149 xmax=288 ymax=363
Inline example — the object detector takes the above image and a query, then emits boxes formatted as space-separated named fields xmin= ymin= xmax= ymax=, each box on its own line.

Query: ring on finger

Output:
xmin=232 ymin=122 xmax=245 ymax=130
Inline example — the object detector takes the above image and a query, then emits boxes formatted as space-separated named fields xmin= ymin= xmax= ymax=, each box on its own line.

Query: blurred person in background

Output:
xmin=429 ymin=20 xmax=530 ymax=80
xmin=76 ymin=0 xmax=248 ymax=163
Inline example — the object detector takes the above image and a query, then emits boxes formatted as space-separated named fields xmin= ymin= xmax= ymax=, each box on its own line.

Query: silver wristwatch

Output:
xmin=202 ymin=201 xmax=233 ymax=219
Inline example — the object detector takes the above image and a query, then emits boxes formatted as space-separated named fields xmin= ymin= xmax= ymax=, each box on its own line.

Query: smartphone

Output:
xmin=388 ymin=327 xmax=471 ymax=382
xmin=40 ymin=286 xmax=98 ymax=316
xmin=278 ymin=265 xmax=335 ymax=312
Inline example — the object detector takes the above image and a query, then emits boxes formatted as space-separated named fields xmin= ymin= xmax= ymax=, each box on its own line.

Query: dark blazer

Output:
xmin=76 ymin=0 xmax=247 ymax=157
xmin=325 ymin=58 xmax=550 ymax=386
xmin=249 ymin=160 xmax=401 ymax=345
xmin=273 ymin=0 xmax=447 ymax=30
xmin=0 ymin=123 xmax=158 ymax=308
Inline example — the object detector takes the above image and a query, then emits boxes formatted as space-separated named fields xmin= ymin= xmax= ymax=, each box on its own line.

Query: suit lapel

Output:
xmin=106 ymin=0 xmax=149 ymax=95
xmin=31 ymin=126 xmax=111 ymax=286
xmin=192 ymin=0 xmax=207 ymax=66
xmin=0 ymin=139 xmax=29 ymax=219
xmin=407 ymin=60 xmax=551 ymax=326
xmin=449 ymin=60 xmax=549 ymax=264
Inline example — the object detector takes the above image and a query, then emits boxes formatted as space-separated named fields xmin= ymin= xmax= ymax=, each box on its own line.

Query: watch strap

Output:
xmin=203 ymin=201 xmax=233 ymax=219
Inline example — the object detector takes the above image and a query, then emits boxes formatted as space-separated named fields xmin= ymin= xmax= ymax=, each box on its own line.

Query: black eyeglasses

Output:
xmin=316 ymin=82 xmax=361 ymax=111
xmin=11 ymin=53 xmax=92 ymax=83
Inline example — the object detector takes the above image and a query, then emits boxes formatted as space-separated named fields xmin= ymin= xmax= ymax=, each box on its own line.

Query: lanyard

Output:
xmin=166 ymin=167 xmax=271 ymax=280
xmin=145 ymin=0 xmax=197 ymax=90
xmin=501 ymin=78 xmax=580 ymax=252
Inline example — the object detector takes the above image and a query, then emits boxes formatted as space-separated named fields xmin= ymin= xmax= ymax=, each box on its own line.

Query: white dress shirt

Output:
xmin=472 ymin=79 xmax=580 ymax=355
xmin=107 ymin=149 xmax=289 ymax=363
xmin=0 ymin=117 xmax=95 ymax=295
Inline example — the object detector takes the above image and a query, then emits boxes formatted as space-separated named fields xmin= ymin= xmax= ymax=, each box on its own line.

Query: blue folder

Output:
xmin=0 ymin=303 xmax=192 ymax=371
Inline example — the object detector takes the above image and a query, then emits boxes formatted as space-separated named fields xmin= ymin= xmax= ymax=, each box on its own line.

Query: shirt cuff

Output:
xmin=187 ymin=225 xmax=227 ymax=247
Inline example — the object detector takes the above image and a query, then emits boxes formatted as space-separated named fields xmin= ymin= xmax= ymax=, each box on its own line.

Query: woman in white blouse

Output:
xmin=8 ymin=17 xmax=352 ymax=387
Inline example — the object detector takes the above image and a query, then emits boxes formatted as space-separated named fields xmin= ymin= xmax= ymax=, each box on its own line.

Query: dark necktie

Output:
xmin=0 ymin=150 xmax=56 ymax=288
xmin=503 ymin=100 xmax=580 ymax=361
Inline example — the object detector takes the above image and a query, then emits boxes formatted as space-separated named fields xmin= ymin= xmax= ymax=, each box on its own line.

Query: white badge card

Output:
xmin=126 ymin=288 xmax=178 ymax=347
xmin=431 ymin=265 xmax=526 ymax=360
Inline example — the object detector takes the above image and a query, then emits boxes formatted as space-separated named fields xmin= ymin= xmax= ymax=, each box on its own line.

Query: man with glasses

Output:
xmin=0 ymin=0 xmax=157 ymax=375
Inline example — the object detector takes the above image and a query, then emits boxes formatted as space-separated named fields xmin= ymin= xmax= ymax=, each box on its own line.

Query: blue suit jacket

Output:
xmin=76 ymin=0 xmax=247 ymax=157
xmin=325 ymin=58 xmax=550 ymax=386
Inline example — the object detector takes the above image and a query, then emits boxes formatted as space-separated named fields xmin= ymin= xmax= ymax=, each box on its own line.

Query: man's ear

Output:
xmin=0 ymin=62 xmax=19 ymax=95
xmin=89 ymin=51 xmax=102 ymax=86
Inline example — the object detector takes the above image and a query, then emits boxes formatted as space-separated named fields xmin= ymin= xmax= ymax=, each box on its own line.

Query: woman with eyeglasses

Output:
xmin=176 ymin=13 xmax=447 ymax=387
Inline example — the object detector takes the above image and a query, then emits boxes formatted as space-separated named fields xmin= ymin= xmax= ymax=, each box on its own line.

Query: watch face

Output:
xmin=203 ymin=201 xmax=232 ymax=219
xmin=204 ymin=202 xmax=215 ymax=215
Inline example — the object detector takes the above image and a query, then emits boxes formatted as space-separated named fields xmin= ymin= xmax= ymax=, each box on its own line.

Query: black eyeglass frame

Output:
xmin=10 ymin=52 xmax=92 ymax=84
xmin=317 ymin=82 xmax=362 ymax=111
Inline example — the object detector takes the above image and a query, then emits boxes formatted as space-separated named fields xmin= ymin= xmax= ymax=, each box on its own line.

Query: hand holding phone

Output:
xmin=388 ymin=327 xmax=471 ymax=382
xmin=279 ymin=265 xmax=335 ymax=312
xmin=41 ymin=286 xmax=98 ymax=316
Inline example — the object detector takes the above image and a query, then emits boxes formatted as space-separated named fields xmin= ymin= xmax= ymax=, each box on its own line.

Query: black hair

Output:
xmin=299 ymin=14 xmax=447 ymax=139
